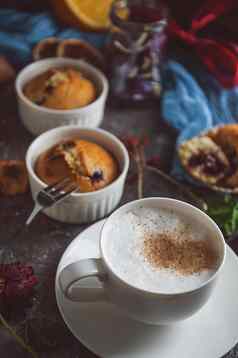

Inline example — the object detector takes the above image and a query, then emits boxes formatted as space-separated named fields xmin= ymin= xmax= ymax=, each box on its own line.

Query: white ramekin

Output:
xmin=26 ymin=126 xmax=129 ymax=224
xmin=15 ymin=58 xmax=109 ymax=136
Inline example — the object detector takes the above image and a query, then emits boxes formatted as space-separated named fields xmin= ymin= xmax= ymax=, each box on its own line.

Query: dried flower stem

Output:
xmin=146 ymin=165 xmax=208 ymax=211
xmin=138 ymin=166 xmax=143 ymax=199
xmin=0 ymin=312 xmax=38 ymax=358
xmin=134 ymin=146 xmax=144 ymax=199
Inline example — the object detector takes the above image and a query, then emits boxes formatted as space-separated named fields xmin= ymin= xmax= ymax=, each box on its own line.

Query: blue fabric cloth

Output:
xmin=162 ymin=60 xmax=238 ymax=180
xmin=0 ymin=9 xmax=106 ymax=65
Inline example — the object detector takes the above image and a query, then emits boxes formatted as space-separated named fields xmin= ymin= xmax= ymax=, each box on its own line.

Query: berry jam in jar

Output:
xmin=107 ymin=0 xmax=168 ymax=103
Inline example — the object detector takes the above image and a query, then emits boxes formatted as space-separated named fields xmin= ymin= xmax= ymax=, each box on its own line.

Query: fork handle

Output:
xmin=26 ymin=203 xmax=43 ymax=226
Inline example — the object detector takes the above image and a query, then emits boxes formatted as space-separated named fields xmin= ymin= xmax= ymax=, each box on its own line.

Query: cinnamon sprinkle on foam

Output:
xmin=142 ymin=232 xmax=217 ymax=275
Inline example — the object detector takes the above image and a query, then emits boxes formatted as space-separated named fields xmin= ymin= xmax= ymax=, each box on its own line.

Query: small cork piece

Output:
xmin=143 ymin=232 xmax=217 ymax=275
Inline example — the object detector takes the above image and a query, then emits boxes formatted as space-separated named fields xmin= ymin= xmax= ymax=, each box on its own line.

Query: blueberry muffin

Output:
xmin=23 ymin=67 xmax=97 ymax=110
xmin=207 ymin=124 xmax=238 ymax=188
xmin=35 ymin=138 xmax=119 ymax=192
xmin=179 ymin=124 xmax=238 ymax=189
xmin=179 ymin=136 xmax=229 ymax=185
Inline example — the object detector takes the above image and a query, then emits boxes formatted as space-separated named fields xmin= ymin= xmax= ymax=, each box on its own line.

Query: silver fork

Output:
xmin=26 ymin=177 xmax=79 ymax=226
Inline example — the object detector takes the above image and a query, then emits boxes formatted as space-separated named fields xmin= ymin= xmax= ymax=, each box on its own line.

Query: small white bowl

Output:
xmin=16 ymin=58 xmax=109 ymax=136
xmin=26 ymin=126 xmax=129 ymax=224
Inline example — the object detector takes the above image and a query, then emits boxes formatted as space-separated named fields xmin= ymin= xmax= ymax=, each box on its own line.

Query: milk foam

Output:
xmin=104 ymin=207 xmax=217 ymax=294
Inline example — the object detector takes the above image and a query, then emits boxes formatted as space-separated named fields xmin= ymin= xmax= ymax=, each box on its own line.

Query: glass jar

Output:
xmin=107 ymin=0 xmax=168 ymax=103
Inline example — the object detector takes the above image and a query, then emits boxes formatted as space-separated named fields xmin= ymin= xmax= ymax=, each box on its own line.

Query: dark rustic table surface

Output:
xmin=0 ymin=84 xmax=237 ymax=358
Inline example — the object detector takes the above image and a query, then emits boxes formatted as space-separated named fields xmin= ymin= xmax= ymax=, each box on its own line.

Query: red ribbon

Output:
xmin=168 ymin=0 xmax=238 ymax=87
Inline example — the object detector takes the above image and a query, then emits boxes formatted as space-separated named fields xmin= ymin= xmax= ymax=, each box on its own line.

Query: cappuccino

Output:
xmin=104 ymin=207 xmax=219 ymax=294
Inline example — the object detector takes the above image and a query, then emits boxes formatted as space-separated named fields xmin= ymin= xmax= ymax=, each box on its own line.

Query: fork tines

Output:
xmin=42 ymin=177 xmax=78 ymax=202
xmin=44 ymin=177 xmax=72 ymax=193
xmin=26 ymin=177 xmax=79 ymax=227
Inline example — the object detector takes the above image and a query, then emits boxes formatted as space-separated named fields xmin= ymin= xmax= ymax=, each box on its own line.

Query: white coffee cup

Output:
xmin=59 ymin=198 xmax=226 ymax=325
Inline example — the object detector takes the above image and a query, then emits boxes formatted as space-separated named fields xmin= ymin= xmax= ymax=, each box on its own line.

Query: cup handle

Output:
xmin=59 ymin=258 xmax=108 ymax=302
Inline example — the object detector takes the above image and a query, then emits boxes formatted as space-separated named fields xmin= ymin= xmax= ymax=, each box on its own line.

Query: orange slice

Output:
xmin=52 ymin=0 xmax=113 ymax=32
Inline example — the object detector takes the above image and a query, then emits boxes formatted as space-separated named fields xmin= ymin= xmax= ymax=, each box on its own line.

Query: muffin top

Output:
xmin=178 ymin=124 xmax=238 ymax=189
xmin=35 ymin=138 xmax=119 ymax=193
xmin=23 ymin=67 xmax=97 ymax=110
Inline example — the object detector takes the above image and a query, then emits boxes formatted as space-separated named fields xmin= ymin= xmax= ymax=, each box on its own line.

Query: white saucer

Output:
xmin=55 ymin=220 xmax=238 ymax=358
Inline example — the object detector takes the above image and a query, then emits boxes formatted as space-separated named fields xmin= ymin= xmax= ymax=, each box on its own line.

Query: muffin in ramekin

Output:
xmin=16 ymin=58 xmax=109 ymax=136
xmin=26 ymin=126 xmax=129 ymax=224
xmin=23 ymin=67 xmax=97 ymax=110
xmin=35 ymin=137 xmax=119 ymax=192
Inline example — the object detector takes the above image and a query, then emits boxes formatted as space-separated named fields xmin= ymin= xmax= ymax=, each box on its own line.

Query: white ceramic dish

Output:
xmin=56 ymin=219 xmax=238 ymax=358
xmin=26 ymin=126 xmax=129 ymax=224
xmin=16 ymin=58 xmax=109 ymax=135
